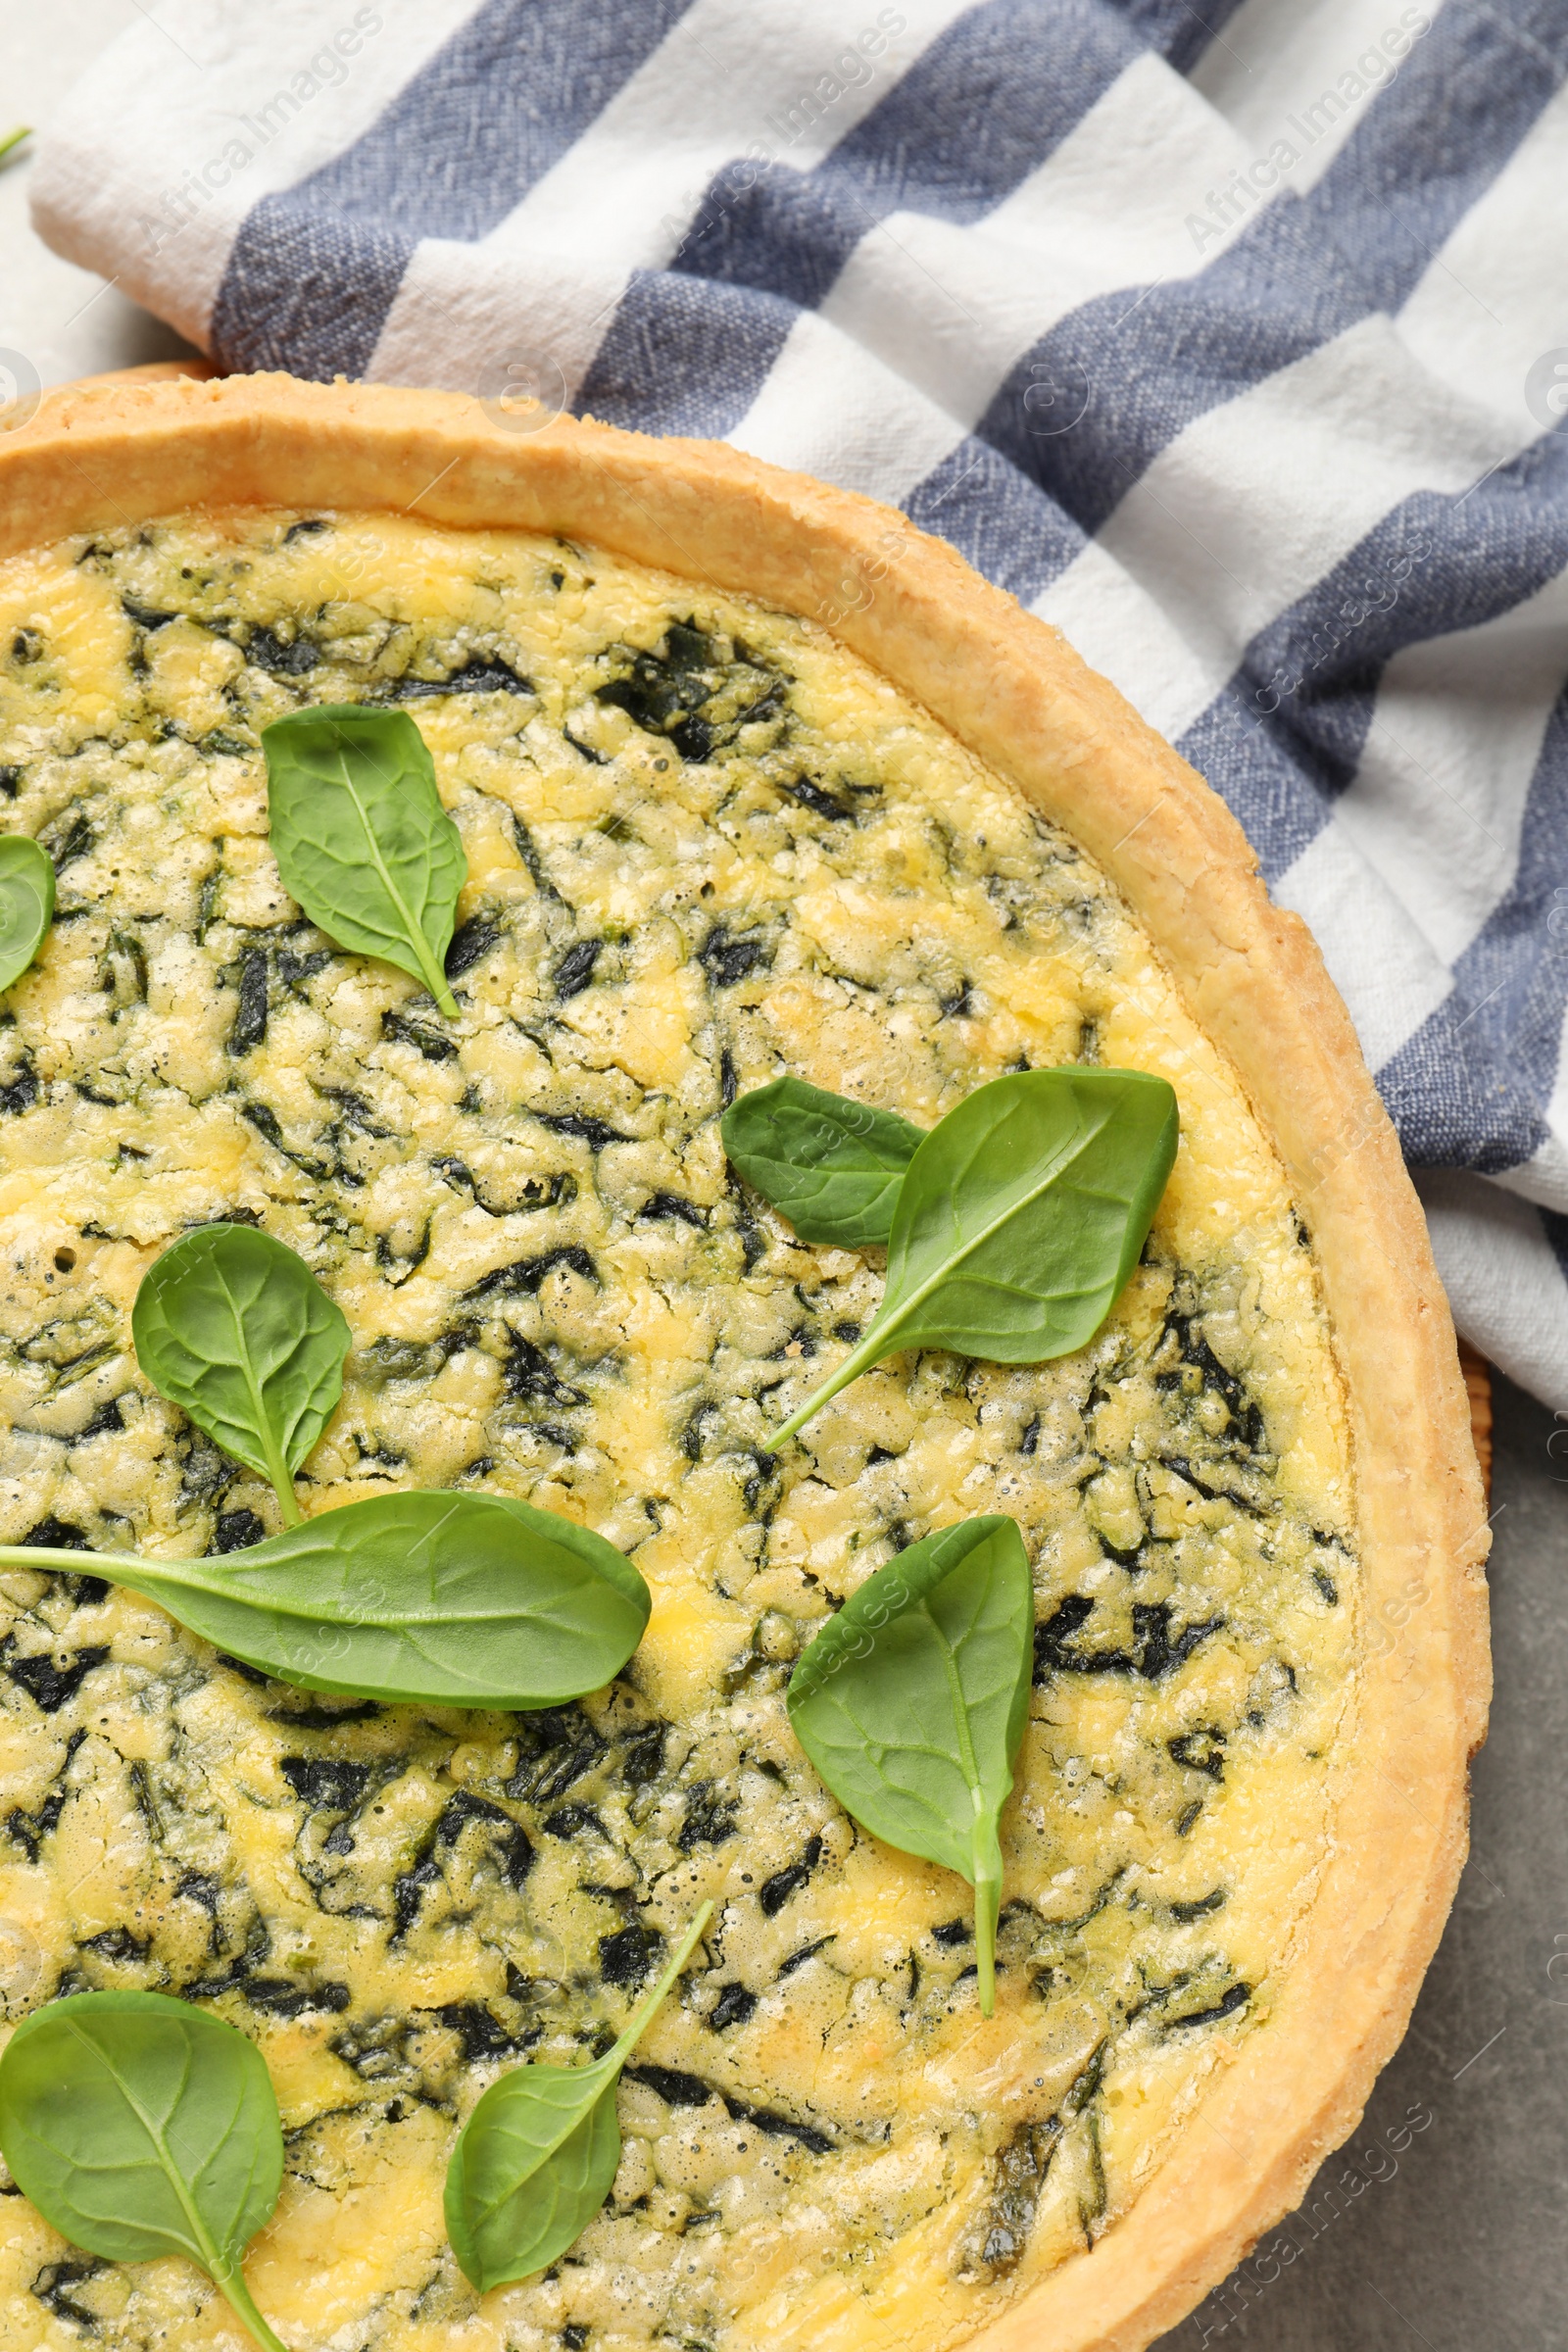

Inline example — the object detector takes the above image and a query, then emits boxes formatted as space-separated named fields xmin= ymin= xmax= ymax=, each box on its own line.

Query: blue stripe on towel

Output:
xmin=1379 ymin=688 xmax=1568 ymax=1167
xmin=925 ymin=0 xmax=1567 ymax=596
xmin=578 ymin=0 xmax=1139 ymax=437
xmin=212 ymin=0 xmax=688 ymax=377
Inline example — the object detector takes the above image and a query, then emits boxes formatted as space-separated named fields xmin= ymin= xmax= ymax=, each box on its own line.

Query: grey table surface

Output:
xmin=3 ymin=14 xmax=1567 ymax=2348
xmin=1153 ymin=1370 xmax=1567 ymax=2352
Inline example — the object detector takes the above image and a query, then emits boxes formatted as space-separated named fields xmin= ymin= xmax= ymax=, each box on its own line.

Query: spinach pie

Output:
xmin=0 ymin=373 xmax=1488 ymax=2352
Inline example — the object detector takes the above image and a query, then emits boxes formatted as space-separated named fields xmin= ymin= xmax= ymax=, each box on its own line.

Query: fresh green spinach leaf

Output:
xmin=446 ymin=1901 xmax=713 ymax=2287
xmin=0 ymin=1490 xmax=651 ymax=1708
xmin=132 ymin=1224 xmax=350 ymax=1526
xmin=0 ymin=1989 xmax=291 ymax=2352
xmin=766 ymin=1068 xmax=1178 ymax=1447
xmin=720 ymin=1075 xmax=923 ymax=1247
xmin=786 ymin=1517 xmax=1033 ymax=2013
xmin=0 ymin=836 xmax=55 ymax=994
xmin=262 ymin=705 xmax=466 ymax=1016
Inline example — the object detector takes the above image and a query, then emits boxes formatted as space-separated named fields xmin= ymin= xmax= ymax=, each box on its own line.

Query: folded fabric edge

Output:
xmin=29 ymin=123 xmax=221 ymax=358
xmin=1414 ymin=1165 xmax=1568 ymax=1417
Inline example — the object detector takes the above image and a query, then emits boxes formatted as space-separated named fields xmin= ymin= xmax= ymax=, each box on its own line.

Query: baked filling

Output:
xmin=0 ymin=513 xmax=1355 ymax=2350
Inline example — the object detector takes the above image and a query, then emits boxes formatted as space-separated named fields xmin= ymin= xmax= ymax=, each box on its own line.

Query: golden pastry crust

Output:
xmin=0 ymin=370 xmax=1489 ymax=2351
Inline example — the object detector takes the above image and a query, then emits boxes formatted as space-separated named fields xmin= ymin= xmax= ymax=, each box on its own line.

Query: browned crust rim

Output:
xmin=0 ymin=370 xmax=1490 ymax=2351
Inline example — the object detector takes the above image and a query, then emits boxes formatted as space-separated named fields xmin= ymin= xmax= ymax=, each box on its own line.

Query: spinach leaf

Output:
xmin=446 ymin=1901 xmax=713 ymax=2287
xmin=0 ymin=836 xmax=55 ymax=994
xmin=766 ymin=1068 xmax=1178 ymax=1446
xmin=132 ymin=1224 xmax=350 ymax=1527
xmin=720 ymin=1076 xmax=923 ymax=1247
xmin=0 ymin=1491 xmax=651 ymax=1708
xmin=0 ymin=1989 xmax=291 ymax=2352
xmin=786 ymin=1517 xmax=1033 ymax=2013
xmin=262 ymin=705 xmax=466 ymax=1016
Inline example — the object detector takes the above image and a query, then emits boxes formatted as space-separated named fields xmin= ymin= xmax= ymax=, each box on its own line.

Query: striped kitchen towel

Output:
xmin=26 ymin=0 xmax=1568 ymax=1412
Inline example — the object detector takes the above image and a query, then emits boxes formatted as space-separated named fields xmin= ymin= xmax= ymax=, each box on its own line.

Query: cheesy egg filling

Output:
xmin=0 ymin=513 xmax=1354 ymax=2352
